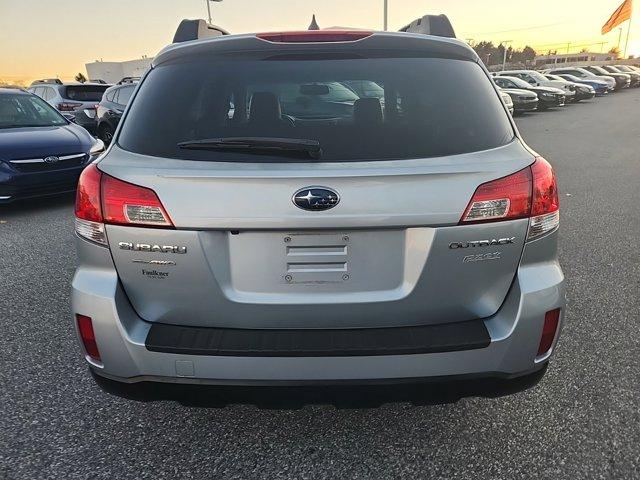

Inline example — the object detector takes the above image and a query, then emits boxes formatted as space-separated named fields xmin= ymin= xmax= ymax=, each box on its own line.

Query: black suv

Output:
xmin=96 ymin=83 xmax=137 ymax=144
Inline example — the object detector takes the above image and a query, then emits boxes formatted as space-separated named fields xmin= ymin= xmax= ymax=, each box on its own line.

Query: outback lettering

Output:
xmin=449 ymin=237 xmax=516 ymax=249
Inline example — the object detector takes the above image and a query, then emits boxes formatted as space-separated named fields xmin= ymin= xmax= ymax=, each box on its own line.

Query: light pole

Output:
xmin=500 ymin=40 xmax=513 ymax=71
xmin=205 ymin=0 xmax=223 ymax=24
xmin=623 ymin=16 xmax=632 ymax=58
xmin=383 ymin=0 xmax=388 ymax=31
xmin=617 ymin=27 xmax=623 ymax=52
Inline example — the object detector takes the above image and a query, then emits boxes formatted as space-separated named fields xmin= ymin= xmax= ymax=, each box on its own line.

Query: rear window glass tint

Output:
xmin=118 ymin=55 xmax=514 ymax=162
xmin=64 ymin=85 xmax=109 ymax=101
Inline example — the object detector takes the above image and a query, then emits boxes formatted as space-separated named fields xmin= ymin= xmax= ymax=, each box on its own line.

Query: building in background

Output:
xmin=534 ymin=52 xmax=615 ymax=69
xmin=85 ymin=57 xmax=152 ymax=84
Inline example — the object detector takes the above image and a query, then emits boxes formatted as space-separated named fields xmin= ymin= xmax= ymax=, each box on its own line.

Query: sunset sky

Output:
xmin=1 ymin=0 xmax=637 ymax=84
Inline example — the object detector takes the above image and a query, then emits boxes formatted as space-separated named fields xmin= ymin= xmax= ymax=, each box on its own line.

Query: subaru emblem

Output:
xmin=292 ymin=187 xmax=340 ymax=211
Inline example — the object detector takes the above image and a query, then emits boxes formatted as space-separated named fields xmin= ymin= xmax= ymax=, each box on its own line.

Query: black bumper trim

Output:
xmin=145 ymin=319 xmax=491 ymax=357
xmin=90 ymin=365 xmax=549 ymax=405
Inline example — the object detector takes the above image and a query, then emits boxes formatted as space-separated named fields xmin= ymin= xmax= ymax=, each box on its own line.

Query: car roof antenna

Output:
xmin=308 ymin=14 xmax=320 ymax=30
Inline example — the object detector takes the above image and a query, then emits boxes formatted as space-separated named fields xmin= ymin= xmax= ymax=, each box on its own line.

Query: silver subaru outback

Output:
xmin=72 ymin=27 xmax=564 ymax=398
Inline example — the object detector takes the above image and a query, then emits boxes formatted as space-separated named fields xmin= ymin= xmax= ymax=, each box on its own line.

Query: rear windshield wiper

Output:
xmin=177 ymin=137 xmax=322 ymax=160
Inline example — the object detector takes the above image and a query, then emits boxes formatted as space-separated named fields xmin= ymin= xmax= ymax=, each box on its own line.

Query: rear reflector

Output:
xmin=256 ymin=30 xmax=373 ymax=43
xmin=76 ymin=314 xmax=101 ymax=362
xmin=537 ymin=309 xmax=560 ymax=357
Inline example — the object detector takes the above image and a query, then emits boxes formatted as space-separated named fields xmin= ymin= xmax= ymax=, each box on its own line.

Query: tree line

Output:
xmin=471 ymin=41 xmax=537 ymax=67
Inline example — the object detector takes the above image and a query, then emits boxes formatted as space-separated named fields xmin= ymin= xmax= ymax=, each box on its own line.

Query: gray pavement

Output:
xmin=0 ymin=90 xmax=638 ymax=479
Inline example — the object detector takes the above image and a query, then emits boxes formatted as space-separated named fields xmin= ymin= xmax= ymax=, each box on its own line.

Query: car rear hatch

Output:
xmin=76 ymin=32 xmax=558 ymax=330
xmin=97 ymin=144 xmax=534 ymax=329
xmin=62 ymin=84 xmax=109 ymax=112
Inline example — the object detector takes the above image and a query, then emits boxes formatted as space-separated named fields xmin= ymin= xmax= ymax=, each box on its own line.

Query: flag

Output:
xmin=602 ymin=0 xmax=633 ymax=34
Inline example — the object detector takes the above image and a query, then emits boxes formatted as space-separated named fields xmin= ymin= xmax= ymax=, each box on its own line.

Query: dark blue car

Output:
xmin=556 ymin=74 xmax=609 ymax=96
xmin=0 ymin=88 xmax=104 ymax=203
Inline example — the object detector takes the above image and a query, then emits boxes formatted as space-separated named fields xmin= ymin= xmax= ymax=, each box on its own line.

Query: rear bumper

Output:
xmin=71 ymin=234 xmax=566 ymax=386
xmin=89 ymin=363 xmax=550 ymax=406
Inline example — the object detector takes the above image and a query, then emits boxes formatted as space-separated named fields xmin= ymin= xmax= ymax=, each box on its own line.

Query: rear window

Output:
xmin=63 ymin=85 xmax=109 ymax=101
xmin=118 ymin=54 xmax=514 ymax=162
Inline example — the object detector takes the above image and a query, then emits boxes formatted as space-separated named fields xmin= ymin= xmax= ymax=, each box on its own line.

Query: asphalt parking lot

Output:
xmin=1 ymin=90 xmax=639 ymax=480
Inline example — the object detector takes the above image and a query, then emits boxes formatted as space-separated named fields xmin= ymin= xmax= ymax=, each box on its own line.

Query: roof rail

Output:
xmin=173 ymin=19 xmax=230 ymax=43
xmin=89 ymin=79 xmax=107 ymax=84
xmin=399 ymin=14 xmax=456 ymax=39
xmin=30 ymin=78 xmax=63 ymax=86
xmin=117 ymin=77 xmax=140 ymax=85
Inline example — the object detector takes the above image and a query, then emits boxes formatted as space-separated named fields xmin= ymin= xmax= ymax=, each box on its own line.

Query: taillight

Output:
xmin=57 ymin=102 xmax=82 ymax=111
xmin=75 ymin=164 xmax=173 ymax=245
xmin=75 ymin=164 xmax=107 ymax=245
xmin=460 ymin=157 xmax=559 ymax=241
xmin=256 ymin=30 xmax=373 ymax=43
xmin=76 ymin=314 xmax=101 ymax=362
xmin=101 ymin=175 xmax=173 ymax=227
xmin=528 ymin=157 xmax=559 ymax=240
xmin=460 ymin=167 xmax=532 ymax=223
xmin=537 ymin=308 xmax=561 ymax=358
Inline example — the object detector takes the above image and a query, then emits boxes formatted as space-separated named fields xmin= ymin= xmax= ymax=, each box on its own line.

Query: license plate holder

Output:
xmin=283 ymin=232 xmax=350 ymax=284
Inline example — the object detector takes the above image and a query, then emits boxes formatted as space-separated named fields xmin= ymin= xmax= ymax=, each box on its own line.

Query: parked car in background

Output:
xmin=71 ymin=105 xmax=100 ymax=135
xmin=27 ymin=80 xmax=111 ymax=120
xmin=493 ymin=76 xmax=565 ymax=109
xmin=498 ymin=88 xmax=514 ymax=114
xmin=72 ymin=27 xmax=564 ymax=399
xmin=75 ymin=79 xmax=140 ymax=136
xmin=544 ymin=74 xmax=595 ymax=101
xmin=0 ymin=88 xmax=104 ymax=203
xmin=96 ymin=83 xmax=137 ymax=144
xmin=497 ymin=85 xmax=538 ymax=114
xmin=582 ymin=66 xmax=630 ymax=90
xmin=496 ymin=70 xmax=576 ymax=101
xmin=545 ymin=67 xmax=616 ymax=92
xmin=614 ymin=64 xmax=640 ymax=77
xmin=554 ymin=73 xmax=609 ymax=96
xmin=602 ymin=65 xmax=640 ymax=87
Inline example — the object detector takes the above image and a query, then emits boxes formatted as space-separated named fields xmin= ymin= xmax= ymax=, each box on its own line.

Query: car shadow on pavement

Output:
xmin=93 ymin=366 xmax=547 ymax=409
xmin=0 ymin=193 xmax=75 ymax=216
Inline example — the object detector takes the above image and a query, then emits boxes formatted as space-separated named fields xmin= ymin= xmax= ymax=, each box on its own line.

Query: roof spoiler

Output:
xmin=399 ymin=14 xmax=456 ymax=39
xmin=30 ymin=78 xmax=63 ymax=86
xmin=173 ymin=19 xmax=230 ymax=43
